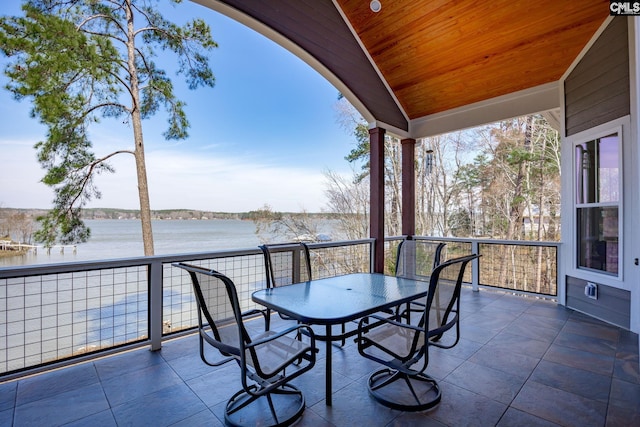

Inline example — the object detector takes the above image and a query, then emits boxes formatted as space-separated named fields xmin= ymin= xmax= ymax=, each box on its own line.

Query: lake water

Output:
xmin=2 ymin=219 xmax=337 ymax=267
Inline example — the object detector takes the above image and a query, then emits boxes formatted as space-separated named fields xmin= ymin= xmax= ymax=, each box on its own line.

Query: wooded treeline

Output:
xmin=325 ymin=111 xmax=561 ymax=243
xmin=321 ymin=110 xmax=561 ymax=294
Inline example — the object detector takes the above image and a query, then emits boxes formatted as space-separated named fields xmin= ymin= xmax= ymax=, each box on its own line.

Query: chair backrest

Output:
xmin=396 ymin=239 xmax=446 ymax=280
xmin=421 ymin=253 xmax=480 ymax=347
xmin=260 ymin=242 xmax=312 ymax=288
xmin=173 ymin=263 xmax=249 ymax=358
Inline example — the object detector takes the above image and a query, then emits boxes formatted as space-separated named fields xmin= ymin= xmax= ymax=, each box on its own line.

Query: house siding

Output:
xmin=566 ymin=275 xmax=631 ymax=329
xmin=565 ymin=18 xmax=629 ymax=137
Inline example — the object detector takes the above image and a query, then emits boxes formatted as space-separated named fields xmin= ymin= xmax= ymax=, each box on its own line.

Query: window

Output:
xmin=575 ymin=133 xmax=620 ymax=275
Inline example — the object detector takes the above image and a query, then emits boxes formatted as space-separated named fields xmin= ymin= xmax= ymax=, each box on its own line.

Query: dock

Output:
xmin=0 ymin=240 xmax=77 ymax=254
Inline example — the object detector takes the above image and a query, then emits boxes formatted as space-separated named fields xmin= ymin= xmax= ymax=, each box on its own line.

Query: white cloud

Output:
xmin=0 ymin=139 xmax=328 ymax=212
xmin=0 ymin=139 xmax=54 ymax=208
xmin=145 ymin=148 xmax=327 ymax=212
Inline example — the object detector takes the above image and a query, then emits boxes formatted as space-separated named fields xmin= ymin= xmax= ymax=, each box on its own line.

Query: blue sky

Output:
xmin=0 ymin=1 xmax=360 ymax=212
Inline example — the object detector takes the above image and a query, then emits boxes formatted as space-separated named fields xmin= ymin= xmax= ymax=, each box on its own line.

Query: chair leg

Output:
xmin=367 ymin=368 xmax=442 ymax=412
xmin=226 ymin=386 xmax=261 ymax=416
xmin=369 ymin=368 xmax=402 ymax=391
xmin=225 ymin=384 xmax=306 ymax=427
xmin=266 ymin=393 xmax=278 ymax=425
xmin=403 ymin=375 xmax=423 ymax=404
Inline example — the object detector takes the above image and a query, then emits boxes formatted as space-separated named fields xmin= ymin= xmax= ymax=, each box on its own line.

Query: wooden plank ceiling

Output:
xmin=336 ymin=0 xmax=610 ymax=120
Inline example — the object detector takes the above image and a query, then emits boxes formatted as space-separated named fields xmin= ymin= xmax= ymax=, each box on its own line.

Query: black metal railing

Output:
xmin=0 ymin=236 xmax=558 ymax=379
xmin=394 ymin=236 xmax=560 ymax=296
xmin=0 ymin=239 xmax=373 ymax=379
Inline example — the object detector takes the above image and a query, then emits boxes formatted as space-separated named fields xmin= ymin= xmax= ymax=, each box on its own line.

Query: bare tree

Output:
xmin=0 ymin=212 xmax=35 ymax=244
xmin=323 ymin=170 xmax=369 ymax=240
xmin=250 ymin=204 xmax=323 ymax=243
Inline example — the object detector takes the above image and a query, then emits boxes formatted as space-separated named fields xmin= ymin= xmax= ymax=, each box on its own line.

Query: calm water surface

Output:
xmin=1 ymin=219 xmax=288 ymax=266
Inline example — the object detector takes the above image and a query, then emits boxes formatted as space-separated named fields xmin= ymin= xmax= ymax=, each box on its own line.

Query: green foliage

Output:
xmin=0 ymin=0 xmax=217 ymax=246
xmin=448 ymin=208 xmax=473 ymax=236
xmin=467 ymin=115 xmax=561 ymax=240
xmin=344 ymin=122 xmax=371 ymax=182
xmin=454 ymin=160 xmax=483 ymax=192
xmin=344 ymin=123 xmax=370 ymax=161
xmin=333 ymin=105 xmax=561 ymax=241
xmin=34 ymin=208 xmax=89 ymax=247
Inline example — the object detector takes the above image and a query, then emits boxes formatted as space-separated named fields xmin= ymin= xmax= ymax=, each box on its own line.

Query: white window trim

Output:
xmin=566 ymin=119 xmax=628 ymax=285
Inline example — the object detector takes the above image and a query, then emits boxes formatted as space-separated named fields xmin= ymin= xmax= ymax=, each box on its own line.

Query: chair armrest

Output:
xmin=358 ymin=314 xmax=424 ymax=334
xmin=247 ymin=323 xmax=315 ymax=349
xmin=244 ymin=324 xmax=317 ymax=379
xmin=357 ymin=313 xmax=426 ymax=366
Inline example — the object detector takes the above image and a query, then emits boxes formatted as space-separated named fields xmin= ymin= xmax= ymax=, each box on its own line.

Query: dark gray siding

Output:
xmin=216 ymin=0 xmax=408 ymax=131
xmin=565 ymin=18 xmax=629 ymax=136
xmin=566 ymin=275 xmax=630 ymax=328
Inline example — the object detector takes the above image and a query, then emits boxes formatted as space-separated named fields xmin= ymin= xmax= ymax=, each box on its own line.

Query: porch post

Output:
xmin=401 ymin=138 xmax=416 ymax=236
xmin=370 ymin=127 xmax=386 ymax=273
xmin=149 ymin=259 xmax=163 ymax=351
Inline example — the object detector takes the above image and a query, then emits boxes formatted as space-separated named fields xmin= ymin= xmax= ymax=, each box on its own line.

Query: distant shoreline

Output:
xmin=0 ymin=207 xmax=337 ymax=221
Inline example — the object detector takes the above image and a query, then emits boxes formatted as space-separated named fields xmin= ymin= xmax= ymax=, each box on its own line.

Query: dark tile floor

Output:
xmin=1 ymin=287 xmax=639 ymax=426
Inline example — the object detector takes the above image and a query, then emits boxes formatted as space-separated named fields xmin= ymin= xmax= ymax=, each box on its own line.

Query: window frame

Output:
xmin=572 ymin=125 xmax=623 ymax=279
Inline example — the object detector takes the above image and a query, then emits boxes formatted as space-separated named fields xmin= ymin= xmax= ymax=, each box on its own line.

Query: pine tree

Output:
xmin=0 ymin=0 xmax=217 ymax=254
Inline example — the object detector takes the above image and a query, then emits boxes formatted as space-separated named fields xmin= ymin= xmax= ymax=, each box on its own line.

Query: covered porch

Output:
xmin=2 ymin=286 xmax=638 ymax=426
xmin=193 ymin=0 xmax=640 ymax=340
xmin=1 ymin=1 xmax=640 ymax=425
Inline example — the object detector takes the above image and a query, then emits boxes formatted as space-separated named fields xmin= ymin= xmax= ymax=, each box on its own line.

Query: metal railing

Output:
xmin=0 ymin=239 xmax=373 ymax=379
xmin=387 ymin=236 xmax=559 ymax=297
xmin=0 ymin=236 xmax=558 ymax=379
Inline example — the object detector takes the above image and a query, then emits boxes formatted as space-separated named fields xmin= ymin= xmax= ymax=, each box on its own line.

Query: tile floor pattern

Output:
xmin=1 ymin=287 xmax=639 ymax=426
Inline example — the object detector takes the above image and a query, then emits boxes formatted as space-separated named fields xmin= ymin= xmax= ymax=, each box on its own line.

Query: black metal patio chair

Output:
xmin=173 ymin=262 xmax=316 ymax=427
xmin=395 ymin=238 xmax=447 ymax=321
xmin=261 ymin=242 xmax=313 ymax=288
xmin=260 ymin=242 xmax=349 ymax=345
xmin=356 ymin=253 xmax=480 ymax=411
xmin=260 ymin=242 xmax=312 ymax=327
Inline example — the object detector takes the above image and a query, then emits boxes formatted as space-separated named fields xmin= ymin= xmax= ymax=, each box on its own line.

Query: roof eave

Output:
xmin=409 ymin=81 xmax=561 ymax=139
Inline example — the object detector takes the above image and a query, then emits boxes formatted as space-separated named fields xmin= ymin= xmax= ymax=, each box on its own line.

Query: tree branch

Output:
xmin=85 ymin=101 xmax=131 ymax=116
xmin=77 ymin=13 xmax=126 ymax=39
xmin=66 ymin=149 xmax=134 ymax=209
xmin=80 ymin=28 xmax=127 ymax=46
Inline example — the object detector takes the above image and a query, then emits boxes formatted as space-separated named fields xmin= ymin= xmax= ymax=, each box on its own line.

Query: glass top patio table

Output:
xmin=252 ymin=272 xmax=430 ymax=406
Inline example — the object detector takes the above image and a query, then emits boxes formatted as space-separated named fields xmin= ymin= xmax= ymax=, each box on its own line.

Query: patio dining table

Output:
xmin=252 ymin=272 xmax=431 ymax=406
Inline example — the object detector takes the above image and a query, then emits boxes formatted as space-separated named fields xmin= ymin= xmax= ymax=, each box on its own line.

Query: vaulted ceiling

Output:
xmin=195 ymin=0 xmax=611 ymax=136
